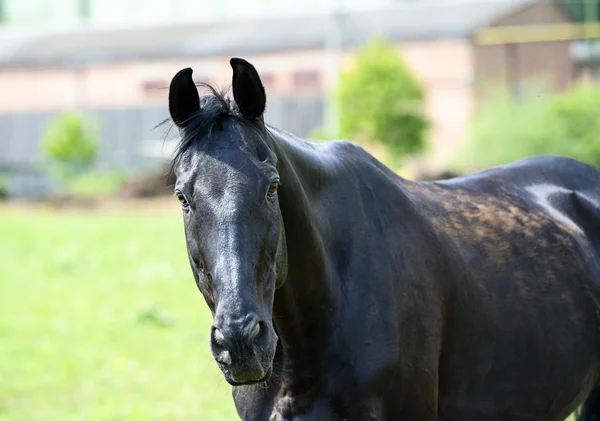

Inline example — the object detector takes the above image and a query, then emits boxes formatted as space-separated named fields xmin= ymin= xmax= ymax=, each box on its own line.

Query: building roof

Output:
xmin=0 ymin=0 xmax=536 ymax=68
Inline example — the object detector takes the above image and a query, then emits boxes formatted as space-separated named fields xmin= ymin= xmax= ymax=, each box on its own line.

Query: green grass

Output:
xmin=0 ymin=204 xmax=582 ymax=421
xmin=0 ymin=205 xmax=237 ymax=421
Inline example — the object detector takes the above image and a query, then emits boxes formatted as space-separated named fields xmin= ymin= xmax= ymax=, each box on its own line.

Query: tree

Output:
xmin=336 ymin=38 xmax=429 ymax=161
xmin=560 ymin=0 xmax=600 ymax=22
xmin=42 ymin=112 xmax=99 ymax=183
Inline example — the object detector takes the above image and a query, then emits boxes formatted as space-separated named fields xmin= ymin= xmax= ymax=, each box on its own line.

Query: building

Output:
xmin=0 ymin=0 xmax=591 ymax=196
xmin=0 ymin=0 xmax=414 ymax=29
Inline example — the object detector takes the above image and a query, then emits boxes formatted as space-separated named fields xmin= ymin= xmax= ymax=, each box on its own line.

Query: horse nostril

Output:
xmin=215 ymin=350 xmax=232 ymax=366
xmin=212 ymin=327 xmax=226 ymax=347
xmin=248 ymin=320 xmax=261 ymax=345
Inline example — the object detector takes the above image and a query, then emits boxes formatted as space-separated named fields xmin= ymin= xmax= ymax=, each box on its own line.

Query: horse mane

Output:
xmin=157 ymin=83 xmax=248 ymax=176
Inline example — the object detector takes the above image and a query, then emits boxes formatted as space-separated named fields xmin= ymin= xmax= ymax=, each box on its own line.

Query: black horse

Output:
xmin=167 ymin=58 xmax=600 ymax=421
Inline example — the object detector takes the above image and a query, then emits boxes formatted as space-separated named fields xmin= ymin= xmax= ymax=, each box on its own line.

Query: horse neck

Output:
xmin=266 ymin=128 xmax=332 ymax=381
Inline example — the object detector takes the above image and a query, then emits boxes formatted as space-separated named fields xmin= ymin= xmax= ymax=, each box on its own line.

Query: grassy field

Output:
xmin=0 ymin=201 xmax=580 ymax=421
xmin=0 ymin=202 xmax=238 ymax=421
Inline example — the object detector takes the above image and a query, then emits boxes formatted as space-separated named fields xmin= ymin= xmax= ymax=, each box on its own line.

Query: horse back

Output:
xmin=408 ymin=155 xmax=600 ymax=419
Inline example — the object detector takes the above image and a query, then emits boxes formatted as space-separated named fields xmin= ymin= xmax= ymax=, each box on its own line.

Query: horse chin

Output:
xmin=224 ymin=365 xmax=273 ymax=387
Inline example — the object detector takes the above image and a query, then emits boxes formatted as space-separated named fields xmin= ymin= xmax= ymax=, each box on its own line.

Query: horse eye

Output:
xmin=268 ymin=182 xmax=279 ymax=196
xmin=176 ymin=191 xmax=188 ymax=206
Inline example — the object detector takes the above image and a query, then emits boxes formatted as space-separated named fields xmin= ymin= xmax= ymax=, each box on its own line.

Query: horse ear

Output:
xmin=230 ymin=58 xmax=266 ymax=120
xmin=169 ymin=67 xmax=200 ymax=127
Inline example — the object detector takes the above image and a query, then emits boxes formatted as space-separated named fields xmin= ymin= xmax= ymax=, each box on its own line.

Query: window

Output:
xmin=292 ymin=70 xmax=322 ymax=93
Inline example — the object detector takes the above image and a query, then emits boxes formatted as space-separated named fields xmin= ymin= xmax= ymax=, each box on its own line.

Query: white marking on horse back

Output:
xmin=526 ymin=184 xmax=583 ymax=234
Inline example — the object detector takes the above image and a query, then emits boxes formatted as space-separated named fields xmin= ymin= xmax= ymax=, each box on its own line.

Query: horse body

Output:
xmin=166 ymin=58 xmax=600 ymax=421
xmin=236 ymin=136 xmax=600 ymax=420
xmin=420 ymin=161 xmax=600 ymax=421
xmin=427 ymin=157 xmax=600 ymax=421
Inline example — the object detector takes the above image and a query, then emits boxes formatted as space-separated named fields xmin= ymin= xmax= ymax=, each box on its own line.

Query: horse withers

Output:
xmin=166 ymin=57 xmax=600 ymax=421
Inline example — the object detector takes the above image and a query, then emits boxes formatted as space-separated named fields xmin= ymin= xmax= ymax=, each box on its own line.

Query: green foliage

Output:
xmin=0 ymin=174 xmax=8 ymax=198
xmin=548 ymin=84 xmax=600 ymax=161
xmin=336 ymin=38 xmax=429 ymax=160
xmin=42 ymin=112 xmax=99 ymax=182
xmin=453 ymin=83 xmax=600 ymax=171
xmin=559 ymin=0 xmax=600 ymax=22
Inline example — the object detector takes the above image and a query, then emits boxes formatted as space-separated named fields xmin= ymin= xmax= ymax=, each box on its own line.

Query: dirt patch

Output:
xmin=44 ymin=194 xmax=100 ymax=210
xmin=0 ymin=166 xmax=180 ymax=215
xmin=94 ymin=196 xmax=180 ymax=214
xmin=119 ymin=167 xmax=176 ymax=199
xmin=0 ymin=196 xmax=180 ymax=216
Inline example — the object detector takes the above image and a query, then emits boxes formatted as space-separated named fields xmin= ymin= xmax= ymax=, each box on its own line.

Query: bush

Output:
xmin=0 ymin=174 xmax=8 ymax=199
xmin=548 ymin=85 xmax=600 ymax=163
xmin=42 ymin=112 xmax=99 ymax=183
xmin=453 ymin=83 xmax=600 ymax=171
xmin=336 ymin=38 xmax=429 ymax=161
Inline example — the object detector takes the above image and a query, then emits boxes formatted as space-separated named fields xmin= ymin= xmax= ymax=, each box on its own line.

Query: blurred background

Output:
xmin=1 ymin=0 xmax=599 ymax=419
